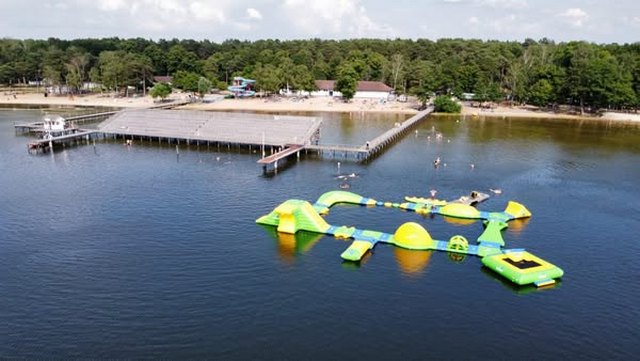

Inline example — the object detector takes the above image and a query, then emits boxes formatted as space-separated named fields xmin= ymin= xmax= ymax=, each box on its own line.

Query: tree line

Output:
xmin=1 ymin=37 xmax=639 ymax=111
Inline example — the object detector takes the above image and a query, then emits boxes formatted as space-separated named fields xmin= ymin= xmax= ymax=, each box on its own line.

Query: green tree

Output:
xmin=202 ymin=53 xmax=223 ymax=83
xmin=289 ymin=64 xmax=315 ymax=93
xmin=555 ymin=42 xmax=633 ymax=112
xmin=42 ymin=46 xmax=66 ymax=93
xmin=166 ymin=45 xmax=201 ymax=74
xmin=98 ymin=50 xmax=130 ymax=94
xmin=252 ymin=63 xmax=282 ymax=94
xmin=197 ymin=76 xmax=212 ymax=97
xmin=335 ymin=63 xmax=358 ymax=101
xmin=0 ymin=63 xmax=15 ymax=84
xmin=172 ymin=70 xmax=201 ymax=92
xmin=389 ymin=53 xmax=405 ymax=92
xmin=127 ymin=53 xmax=154 ymax=96
xmin=527 ymin=79 xmax=554 ymax=107
xmin=143 ymin=43 xmax=168 ymax=75
xmin=414 ymin=84 xmax=433 ymax=110
xmin=65 ymin=47 xmax=90 ymax=93
xmin=150 ymin=82 xmax=172 ymax=101
xmin=433 ymin=95 xmax=461 ymax=113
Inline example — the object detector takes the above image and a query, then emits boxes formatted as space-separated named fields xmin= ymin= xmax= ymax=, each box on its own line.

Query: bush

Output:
xmin=433 ymin=95 xmax=461 ymax=113
xmin=150 ymin=82 xmax=172 ymax=100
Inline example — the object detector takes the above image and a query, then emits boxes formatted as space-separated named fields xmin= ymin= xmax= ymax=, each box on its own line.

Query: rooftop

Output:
xmin=314 ymin=80 xmax=392 ymax=93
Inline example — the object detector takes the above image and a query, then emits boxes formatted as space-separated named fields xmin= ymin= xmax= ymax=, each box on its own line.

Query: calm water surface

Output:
xmin=1 ymin=108 xmax=639 ymax=359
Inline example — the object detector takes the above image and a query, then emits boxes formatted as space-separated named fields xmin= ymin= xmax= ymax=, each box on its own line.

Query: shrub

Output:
xmin=433 ymin=96 xmax=461 ymax=113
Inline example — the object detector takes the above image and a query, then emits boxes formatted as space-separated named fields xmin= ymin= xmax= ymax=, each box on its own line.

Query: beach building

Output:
xmin=312 ymin=80 xmax=393 ymax=99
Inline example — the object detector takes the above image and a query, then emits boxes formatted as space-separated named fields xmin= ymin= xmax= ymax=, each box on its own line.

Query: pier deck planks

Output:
xmin=98 ymin=109 xmax=322 ymax=147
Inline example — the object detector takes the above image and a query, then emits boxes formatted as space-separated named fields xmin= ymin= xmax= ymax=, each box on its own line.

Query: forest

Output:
xmin=1 ymin=37 xmax=639 ymax=112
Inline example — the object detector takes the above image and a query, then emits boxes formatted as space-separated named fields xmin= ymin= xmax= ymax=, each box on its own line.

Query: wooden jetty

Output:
xmin=305 ymin=144 xmax=369 ymax=160
xmin=257 ymin=144 xmax=305 ymax=168
xmin=27 ymin=129 xmax=97 ymax=153
xmin=302 ymin=106 xmax=434 ymax=161
xmin=99 ymin=109 xmax=322 ymax=169
xmin=362 ymin=106 xmax=433 ymax=159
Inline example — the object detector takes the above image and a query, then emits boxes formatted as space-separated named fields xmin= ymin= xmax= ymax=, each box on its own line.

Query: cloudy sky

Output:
xmin=1 ymin=0 xmax=638 ymax=43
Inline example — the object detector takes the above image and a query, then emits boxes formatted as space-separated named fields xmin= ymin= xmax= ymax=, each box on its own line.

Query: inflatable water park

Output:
xmin=257 ymin=191 xmax=564 ymax=288
xmin=228 ymin=77 xmax=256 ymax=97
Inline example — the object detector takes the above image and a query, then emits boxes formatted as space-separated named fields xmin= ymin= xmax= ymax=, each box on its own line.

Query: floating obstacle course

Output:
xmin=257 ymin=191 xmax=564 ymax=288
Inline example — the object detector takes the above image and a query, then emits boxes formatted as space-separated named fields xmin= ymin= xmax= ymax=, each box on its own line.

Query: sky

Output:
xmin=1 ymin=0 xmax=638 ymax=43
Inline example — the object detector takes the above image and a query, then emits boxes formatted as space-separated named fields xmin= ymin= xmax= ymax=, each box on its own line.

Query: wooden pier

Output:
xmin=27 ymin=129 xmax=97 ymax=153
xmin=303 ymin=106 xmax=434 ymax=161
xmin=97 ymin=109 xmax=321 ymax=169
xmin=305 ymin=144 xmax=369 ymax=160
xmin=363 ymin=106 xmax=433 ymax=159
xmin=257 ymin=144 xmax=305 ymax=169
xmin=98 ymin=109 xmax=321 ymax=146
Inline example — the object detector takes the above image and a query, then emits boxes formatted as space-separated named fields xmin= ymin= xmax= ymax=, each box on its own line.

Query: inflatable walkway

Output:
xmin=257 ymin=191 xmax=563 ymax=288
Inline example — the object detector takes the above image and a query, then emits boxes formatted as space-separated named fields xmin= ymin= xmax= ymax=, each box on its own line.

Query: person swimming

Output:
xmin=433 ymin=157 xmax=441 ymax=167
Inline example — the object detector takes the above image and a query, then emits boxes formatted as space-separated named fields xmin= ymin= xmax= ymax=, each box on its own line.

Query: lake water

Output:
xmin=1 ymin=107 xmax=640 ymax=359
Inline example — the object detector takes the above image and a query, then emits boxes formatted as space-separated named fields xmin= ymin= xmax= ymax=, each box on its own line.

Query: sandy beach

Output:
xmin=461 ymin=103 xmax=640 ymax=122
xmin=182 ymin=96 xmax=420 ymax=114
xmin=2 ymin=91 xmax=639 ymax=122
xmin=0 ymin=92 xmax=157 ymax=109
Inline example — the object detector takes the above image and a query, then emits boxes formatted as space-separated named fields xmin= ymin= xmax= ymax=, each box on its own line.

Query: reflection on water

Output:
xmin=447 ymin=252 xmax=467 ymax=263
xmin=394 ymin=247 xmax=432 ymax=276
xmin=506 ymin=217 xmax=531 ymax=234
xmin=443 ymin=215 xmax=478 ymax=226
xmin=276 ymin=231 xmax=323 ymax=263
xmin=259 ymin=225 xmax=324 ymax=265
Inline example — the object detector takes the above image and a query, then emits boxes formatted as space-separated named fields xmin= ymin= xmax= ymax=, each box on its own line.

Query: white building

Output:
xmin=312 ymin=80 xmax=393 ymax=99
xmin=42 ymin=115 xmax=66 ymax=131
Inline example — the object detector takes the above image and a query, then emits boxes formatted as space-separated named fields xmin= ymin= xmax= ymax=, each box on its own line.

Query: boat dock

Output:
xmin=28 ymin=129 xmax=97 ymax=153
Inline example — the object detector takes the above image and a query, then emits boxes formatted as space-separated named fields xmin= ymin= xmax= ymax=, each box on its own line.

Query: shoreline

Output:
xmin=2 ymin=92 xmax=639 ymax=122
xmin=460 ymin=104 xmax=640 ymax=122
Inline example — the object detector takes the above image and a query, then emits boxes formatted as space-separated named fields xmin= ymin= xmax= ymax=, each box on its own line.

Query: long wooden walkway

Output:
xmin=304 ymin=106 xmax=434 ymax=161
xmin=364 ymin=106 xmax=433 ymax=158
